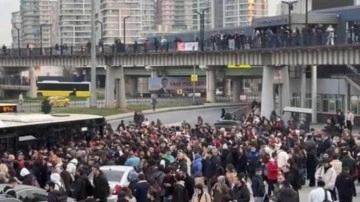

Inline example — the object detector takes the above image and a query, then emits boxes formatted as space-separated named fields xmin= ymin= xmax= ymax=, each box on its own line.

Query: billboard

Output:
xmin=312 ymin=0 xmax=353 ymax=10
xmin=148 ymin=77 xmax=206 ymax=97
xmin=177 ymin=42 xmax=199 ymax=51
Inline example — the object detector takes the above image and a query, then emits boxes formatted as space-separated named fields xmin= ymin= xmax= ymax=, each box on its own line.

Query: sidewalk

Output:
xmin=106 ymin=103 xmax=243 ymax=121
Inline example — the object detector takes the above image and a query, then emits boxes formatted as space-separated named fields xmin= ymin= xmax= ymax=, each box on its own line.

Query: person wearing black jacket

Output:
xmin=317 ymin=133 xmax=332 ymax=158
xmin=73 ymin=168 xmax=92 ymax=201
xmin=202 ymin=149 xmax=221 ymax=194
xmin=230 ymin=173 xmax=250 ymax=202
xmin=335 ymin=166 xmax=355 ymax=202
xmin=162 ymin=168 xmax=175 ymax=202
xmin=172 ymin=173 xmax=189 ymax=202
xmin=251 ymin=168 xmax=265 ymax=201
xmin=92 ymin=165 xmax=110 ymax=202
xmin=340 ymin=150 xmax=357 ymax=197
xmin=60 ymin=164 xmax=72 ymax=196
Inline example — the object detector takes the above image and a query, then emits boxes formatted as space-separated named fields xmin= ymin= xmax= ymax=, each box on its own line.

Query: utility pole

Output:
xmin=123 ymin=16 xmax=131 ymax=52
xmin=195 ymin=7 xmax=209 ymax=51
xmin=282 ymin=1 xmax=298 ymax=46
xmin=40 ymin=24 xmax=44 ymax=55
xmin=305 ymin=0 xmax=309 ymax=46
xmin=90 ymin=0 xmax=97 ymax=108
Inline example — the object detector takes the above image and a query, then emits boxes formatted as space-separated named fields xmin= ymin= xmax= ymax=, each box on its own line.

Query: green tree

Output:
xmin=41 ymin=99 xmax=52 ymax=114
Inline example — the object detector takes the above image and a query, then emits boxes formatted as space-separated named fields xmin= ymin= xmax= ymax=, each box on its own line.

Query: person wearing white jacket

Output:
xmin=66 ymin=158 xmax=78 ymax=181
xmin=276 ymin=147 xmax=289 ymax=169
xmin=315 ymin=159 xmax=337 ymax=191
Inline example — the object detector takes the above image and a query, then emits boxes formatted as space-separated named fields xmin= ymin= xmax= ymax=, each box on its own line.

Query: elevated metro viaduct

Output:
xmin=1 ymin=44 xmax=360 ymax=123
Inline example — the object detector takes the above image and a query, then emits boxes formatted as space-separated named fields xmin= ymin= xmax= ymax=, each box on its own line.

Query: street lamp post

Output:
xmin=305 ymin=0 xmax=309 ymax=46
xmin=14 ymin=25 xmax=20 ymax=56
xmin=281 ymin=0 xmax=298 ymax=46
xmin=195 ymin=7 xmax=210 ymax=51
xmin=123 ymin=16 xmax=131 ymax=52
xmin=96 ymin=20 xmax=103 ymax=41
xmin=90 ymin=0 xmax=97 ymax=108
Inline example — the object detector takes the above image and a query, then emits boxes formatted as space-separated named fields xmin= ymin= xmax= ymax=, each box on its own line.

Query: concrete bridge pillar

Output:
xmin=260 ymin=66 xmax=274 ymax=119
xmin=301 ymin=66 xmax=307 ymax=108
xmin=150 ymin=68 xmax=159 ymax=98
xmin=280 ymin=66 xmax=291 ymax=122
xmin=232 ymin=78 xmax=242 ymax=103
xmin=27 ymin=67 xmax=37 ymax=98
xmin=125 ymin=76 xmax=138 ymax=97
xmin=105 ymin=66 xmax=127 ymax=109
xmin=311 ymin=65 xmax=317 ymax=123
xmin=345 ymin=83 xmax=350 ymax=112
xmin=223 ymin=79 xmax=232 ymax=97
xmin=105 ymin=66 xmax=115 ymax=108
xmin=206 ymin=67 xmax=216 ymax=103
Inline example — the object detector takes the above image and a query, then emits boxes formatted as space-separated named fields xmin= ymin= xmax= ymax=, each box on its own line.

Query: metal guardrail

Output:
xmin=16 ymin=97 xmax=242 ymax=112
xmin=0 ymin=30 xmax=355 ymax=58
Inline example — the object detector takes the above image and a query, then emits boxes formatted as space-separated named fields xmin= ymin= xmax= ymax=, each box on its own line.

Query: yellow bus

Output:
xmin=37 ymin=81 xmax=91 ymax=97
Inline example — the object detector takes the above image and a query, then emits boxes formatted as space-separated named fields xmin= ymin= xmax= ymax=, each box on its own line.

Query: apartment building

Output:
xmin=59 ymin=0 xmax=93 ymax=46
xmin=157 ymin=0 xmax=193 ymax=32
xmin=100 ymin=0 xmax=156 ymax=44
xmin=18 ymin=0 xmax=60 ymax=48
xmin=223 ymin=0 xmax=268 ymax=27
xmin=11 ymin=12 xmax=21 ymax=49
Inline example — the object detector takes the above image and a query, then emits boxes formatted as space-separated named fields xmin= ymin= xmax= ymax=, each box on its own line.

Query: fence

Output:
xmin=17 ymin=96 xmax=244 ymax=113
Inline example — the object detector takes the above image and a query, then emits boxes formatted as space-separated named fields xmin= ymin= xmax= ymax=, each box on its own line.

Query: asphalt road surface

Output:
xmin=109 ymin=106 xmax=360 ymax=202
xmin=108 ymin=106 xmax=243 ymax=128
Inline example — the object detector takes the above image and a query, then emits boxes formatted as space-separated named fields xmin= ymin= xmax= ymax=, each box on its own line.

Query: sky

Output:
xmin=0 ymin=0 xmax=20 ymax=46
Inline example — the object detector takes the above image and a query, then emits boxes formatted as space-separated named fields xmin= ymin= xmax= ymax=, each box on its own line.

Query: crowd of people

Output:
xmin=0 ymin=103 xmax=358 ymax=202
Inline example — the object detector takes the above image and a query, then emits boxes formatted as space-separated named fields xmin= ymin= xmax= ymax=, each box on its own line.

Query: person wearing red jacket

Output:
xmin=266 ymin=152 xmax=278 ymax=196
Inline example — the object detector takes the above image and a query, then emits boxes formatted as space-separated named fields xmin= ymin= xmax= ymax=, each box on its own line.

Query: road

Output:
xmin=108 ymin=106 xmax=242 ymax=128
xmin=108 ymin=106 xmax=360 ymax=202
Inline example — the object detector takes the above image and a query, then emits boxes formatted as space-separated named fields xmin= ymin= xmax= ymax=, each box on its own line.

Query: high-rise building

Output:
xmin=19 ymin=0 xmax=60 ymax=48
xmin=157 ymin=0 xmax=193 ymax=32
xmin=59 ymin=0 xmax=93 ymax=47
xmin=268 ymin=0 xmax=282 ymax=16
xmin=223 ymin=0 xmax=268 ymax=27
xmin=11 ymin=12 xmax=21 ymax=49
xmin=100 ymin=0 xmax=156 ymax=44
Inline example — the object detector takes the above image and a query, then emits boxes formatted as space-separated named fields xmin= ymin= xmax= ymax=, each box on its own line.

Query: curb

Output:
xmin=106 ymin=103 xmax=245 ymax=121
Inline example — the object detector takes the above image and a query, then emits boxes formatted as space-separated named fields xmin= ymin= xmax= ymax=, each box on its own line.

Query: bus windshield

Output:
xmin=37 ymin=81 xmax=91 ymax=97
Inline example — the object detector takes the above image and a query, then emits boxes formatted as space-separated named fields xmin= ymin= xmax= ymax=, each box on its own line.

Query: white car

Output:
xmin=89 ymin=165 xmax=136 ymax=202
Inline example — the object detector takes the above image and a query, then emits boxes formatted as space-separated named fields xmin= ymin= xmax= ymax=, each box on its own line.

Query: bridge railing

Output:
xmin=0 ymin=30 xmax=354 ymax=58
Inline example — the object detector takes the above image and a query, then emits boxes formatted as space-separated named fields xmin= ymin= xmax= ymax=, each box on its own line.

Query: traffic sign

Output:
xmin=191 ymin=74 xmax=198 ymax=82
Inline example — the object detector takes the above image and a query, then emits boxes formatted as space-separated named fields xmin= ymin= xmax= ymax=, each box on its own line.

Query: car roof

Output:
xmin=0 ymin=184 xmax=45 ymax=192
xmin=100 ymin=165 xmax=134 ymax=172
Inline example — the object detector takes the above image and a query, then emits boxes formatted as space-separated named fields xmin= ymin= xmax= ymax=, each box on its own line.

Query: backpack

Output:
xmin=55 ymin=183 xmax=67 ymax=196
xmin=54 ymin=183 xmax=68 ymax=202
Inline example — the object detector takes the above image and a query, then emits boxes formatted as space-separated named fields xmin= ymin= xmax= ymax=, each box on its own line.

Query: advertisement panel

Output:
xmin=148 ymin=77 xmax=206 ymax=97
xmin=177 ymin=42 xmax=199 ymax=51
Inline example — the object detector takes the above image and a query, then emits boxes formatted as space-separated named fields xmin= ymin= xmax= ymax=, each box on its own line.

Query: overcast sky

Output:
xmin=0 ymin=0 xmax=20 ymax=46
